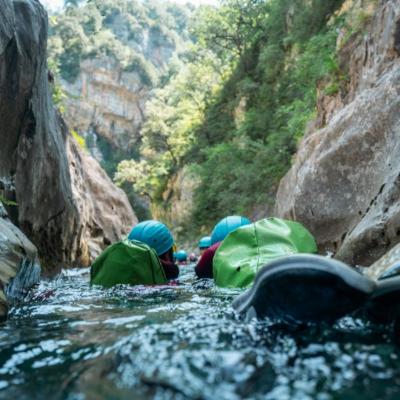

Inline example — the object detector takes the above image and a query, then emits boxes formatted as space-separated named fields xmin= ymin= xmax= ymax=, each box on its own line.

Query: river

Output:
xmin=0 ymin=265 xmax=399 ymax=399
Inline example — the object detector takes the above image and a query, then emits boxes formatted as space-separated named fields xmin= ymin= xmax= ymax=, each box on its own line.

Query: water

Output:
xmin=0 ymin=265 xmax=400 ymax=399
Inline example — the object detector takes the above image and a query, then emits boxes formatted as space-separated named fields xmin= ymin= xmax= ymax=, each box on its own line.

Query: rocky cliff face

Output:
xmin=152 ymin=167 xmax=200 ymax=240
xmin=67 ymin=135 xmax=137 ymax=264
xmin=62 ymin=57 xmax=148 ymax=159
xmin=275 ymin=0 xmax=400 ymax=266
xmin=52 ymin=6 xmax=187 ymax=165
xmin=0 ymin=0 xmax=136 ymax=273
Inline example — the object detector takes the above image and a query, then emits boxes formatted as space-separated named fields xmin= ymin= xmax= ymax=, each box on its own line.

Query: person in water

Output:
xmin=175 ymin=250 xmax=188 ymax=265
xmin=198 ymin=236 xmax=212 ymax=256
xmin=128 ymin=220 xmax=179 ymax=280
xmin=195 ymin=216 xmax=251 ymax=279
xmin=189 ymin=253 xmax=198 ymax=263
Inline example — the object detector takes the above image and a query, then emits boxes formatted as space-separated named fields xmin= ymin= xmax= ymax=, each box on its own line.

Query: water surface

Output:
xmin=0 ymin=265 xmax=399 ymax=399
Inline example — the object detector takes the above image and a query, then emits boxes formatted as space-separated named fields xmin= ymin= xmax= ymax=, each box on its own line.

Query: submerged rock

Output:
xmin=0 ymin=204 xmax=40 ymax=319
xmin=275 ymin=0 xmax=400 ymax=266
xmin=0 ymin=0 xmax=137 ymax=272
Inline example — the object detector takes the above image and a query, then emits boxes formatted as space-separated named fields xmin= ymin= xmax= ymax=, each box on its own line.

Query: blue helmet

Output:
xmin=175 ymin=250 xmax=188 ymax=262
xmin=211 ymin=216 xmax=251 ymax=244
xmin=198 ymin=236 xmax=212 ymax=249
xmin=128 ymin=220 xmax=174 ymax=256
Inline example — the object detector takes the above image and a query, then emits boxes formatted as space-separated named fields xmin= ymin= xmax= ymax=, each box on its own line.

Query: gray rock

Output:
xmin=67 ymin=136 xmax=137 ymax=265
xmin=275 ymin=0 xmax=400 ymax=266
xmin=62 ymin=57 xmax=148 ymax=156
xmin=0 ymin=209 xmax=40 ymax=319
xmin=0 ymin=0 xmax=137 ymax=273
xmin=58 ymin=13 xmax=179 ymax=161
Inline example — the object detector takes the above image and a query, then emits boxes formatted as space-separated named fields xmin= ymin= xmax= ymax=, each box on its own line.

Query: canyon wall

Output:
xmin=275 ymin=0 xmax=400 ymax=266
xmin=0 ymin=0 xmax=136 ymax=273
xmin=50 ymin=3 xmax=189 ymax=165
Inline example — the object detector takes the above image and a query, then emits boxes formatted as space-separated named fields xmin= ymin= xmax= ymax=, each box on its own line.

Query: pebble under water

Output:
xmin=0 ymin=265 xmax=400 ymax=399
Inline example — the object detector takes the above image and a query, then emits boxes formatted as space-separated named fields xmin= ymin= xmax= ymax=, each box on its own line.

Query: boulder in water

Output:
xmin=0 ymin=204 xmax=40 ymax=319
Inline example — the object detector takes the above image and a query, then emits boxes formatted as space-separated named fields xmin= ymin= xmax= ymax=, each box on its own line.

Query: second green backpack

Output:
xmin=90 ymin=239 xmax=167 ymax=288
xmin=213 ymin=218 xmax=317 ymax=288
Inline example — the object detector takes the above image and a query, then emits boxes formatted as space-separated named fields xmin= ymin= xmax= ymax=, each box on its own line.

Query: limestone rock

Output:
xmin=67 ymin=136 xmax=137 ymax=265
xmin=0 ymin=0 xmax=137 ymax=272
xmin=152 ymin=167 xmax=200 ymax=240
xmin=62 ymin=57 xmax=148 ymax=156
xmin=275 ymin=0 xmax=400 ymax=266
xmin=0 ymin=205 xmax=40 ymax=319
xmin=60 ymin=20 xmax=180 ymax=162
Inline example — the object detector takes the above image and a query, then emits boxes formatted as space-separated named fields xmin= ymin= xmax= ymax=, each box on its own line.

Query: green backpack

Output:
xmin=90 ymin=239 xmax=168 ymax=288
xmin=213 ymin=218 xmax=317 ymax=288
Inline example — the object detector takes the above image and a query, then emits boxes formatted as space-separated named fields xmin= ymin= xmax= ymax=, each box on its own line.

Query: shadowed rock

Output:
xmin=0 ymin=0 xmax=137 ymax=273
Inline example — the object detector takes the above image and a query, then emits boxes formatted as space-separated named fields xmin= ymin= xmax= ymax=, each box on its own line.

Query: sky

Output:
xmin=41 ymin=0 xmax=218 ymax=12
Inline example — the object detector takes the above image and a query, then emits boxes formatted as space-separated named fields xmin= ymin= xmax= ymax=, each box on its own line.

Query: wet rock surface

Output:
xmin=0 ymin=205 xmax=40 ymax=319
xmin=0 ymin=0 xmax=136 ymax=272
xmin=275 ymin=0 xmax=400 ymax=266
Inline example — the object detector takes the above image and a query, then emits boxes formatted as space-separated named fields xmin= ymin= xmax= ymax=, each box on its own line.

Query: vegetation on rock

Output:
xmin=116 ymin=0 xmax=349 ymax=235
xmin=50 ymin=0 xmax=378 ymax=239
xmin=48 ymin=0 xmax=192 ymax=84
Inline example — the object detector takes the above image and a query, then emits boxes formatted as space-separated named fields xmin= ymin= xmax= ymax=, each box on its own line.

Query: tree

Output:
xmin=115 ymin=49 xmax=226 ymax=202
xmin=192 ymin=0 xmax=269 ymax=63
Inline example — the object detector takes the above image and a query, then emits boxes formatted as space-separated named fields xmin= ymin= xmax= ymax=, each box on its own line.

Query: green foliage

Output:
xmin=53 ymin=0 xmax=364 ymax=238
xmin=116 ymin=49 xmax=227 ymax=203
xmin=96 ymin=135 xmax=139 ymax=177
xmin=49 ymin=0 xmax=194 ymax=219
xmin=47 ymin=56 xmax=67 ymax=112
xmin=71 ymin=129 xmax=88 ymax=151
xmin=192 ymin=0 xmax=269 ymax=64
xmin=124 ymin=53 xmax=158 ymax=86
xmin=48 ymin=0 xmax=191 ymax=83
xmin=115 ymin=0 xmax=348 ymax=232
xmin=0 ymin=195 xmax=17 ymax=207
xmin=188 ymin=0 xmax=348 ymax=230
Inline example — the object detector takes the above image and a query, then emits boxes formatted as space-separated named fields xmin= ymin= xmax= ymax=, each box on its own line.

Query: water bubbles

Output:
xmin=0 ymin=267 xmax=399 ymax=398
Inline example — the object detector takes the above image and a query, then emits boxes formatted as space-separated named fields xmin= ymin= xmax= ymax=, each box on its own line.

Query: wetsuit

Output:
xmin=160 ymin=249 xmax=179 ymax=280
xmin=195 ymin=242 xmax=221 ymax=279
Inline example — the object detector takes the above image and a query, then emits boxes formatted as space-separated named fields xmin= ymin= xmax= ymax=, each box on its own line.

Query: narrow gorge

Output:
xmin=1 ymin=0 xmax=400 ymax=398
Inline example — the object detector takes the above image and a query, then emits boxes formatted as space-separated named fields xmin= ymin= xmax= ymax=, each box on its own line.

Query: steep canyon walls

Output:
xmin=0 ymin=0 xmax=136 ymax=273
xmin=276 ymin=0 xmax=400 ymax=266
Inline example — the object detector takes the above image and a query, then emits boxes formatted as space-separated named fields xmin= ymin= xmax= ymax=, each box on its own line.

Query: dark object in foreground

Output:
xmin=232 ymin=255 xmax=376 ymax=324
xmin=365 ymin=276 xmax=400 ymax=324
